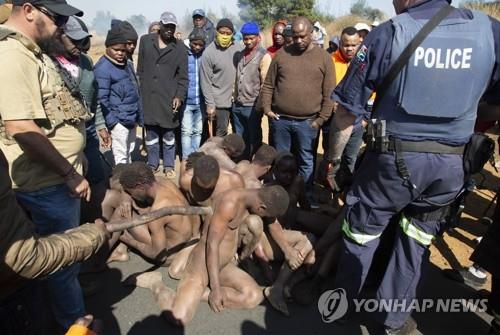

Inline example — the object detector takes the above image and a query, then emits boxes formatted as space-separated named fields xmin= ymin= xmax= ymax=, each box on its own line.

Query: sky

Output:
xmin=70 ymin=0 xmax=467 ymax=25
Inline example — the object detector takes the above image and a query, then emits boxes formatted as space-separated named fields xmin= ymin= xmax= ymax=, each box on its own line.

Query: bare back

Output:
xmin=180 ymin=168 xmax=245 ymax=207
xmin=235 ymin=161 xmax=262 ymax=189
xmin=150 ymin=178 xmax=197 ymax=252
xmin=199 ymin=139 xmax=236 ymax=170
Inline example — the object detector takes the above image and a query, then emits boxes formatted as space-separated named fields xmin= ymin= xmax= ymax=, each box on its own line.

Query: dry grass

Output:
xmin=324 ymin=14 xmax=368 ymax=38
xmin=87 ymin=32 xmax=106 ymax=63
xmin=463 ymin=1 xmax=500 ymax=19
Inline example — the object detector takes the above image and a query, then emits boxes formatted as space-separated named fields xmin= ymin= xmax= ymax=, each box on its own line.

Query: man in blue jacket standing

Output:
xmin=181 ymin=28 xmax=205 ymax=162
xmin=95 ymin=24 xmax=142 ymax=165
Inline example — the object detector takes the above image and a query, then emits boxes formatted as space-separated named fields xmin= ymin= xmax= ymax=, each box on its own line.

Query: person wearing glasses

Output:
xmin=0 ymin=0 xmax=92 ymax=332
xmin=55 ymin=16 xmax=111 ymax=222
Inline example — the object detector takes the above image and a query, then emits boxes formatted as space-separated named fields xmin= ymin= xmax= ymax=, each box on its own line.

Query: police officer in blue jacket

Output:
xmin=327 ymin=0 xmax=500 ymax=333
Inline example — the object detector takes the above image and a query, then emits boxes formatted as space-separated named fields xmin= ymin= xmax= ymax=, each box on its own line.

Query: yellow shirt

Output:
xmin=0 ymin=25 xmax=85 ymax=191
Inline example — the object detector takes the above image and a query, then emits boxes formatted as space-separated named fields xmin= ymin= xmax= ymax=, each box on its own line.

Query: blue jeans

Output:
xmin=342 ymin=124 xmax=364 ymax=173
xmin=232 ymin=104 xmax=263 ymax=160
xmin=15 ymin=184 xmax=84 ymax=331
xmin=145 ymin=125 xmax=176 ymax=170
xmin=181 ymin=104 xmax=203 ymax=160
xmin=322 ymin=122 xmax=364 ymax=172
xmin=84 ymin=121 xmax=107 ymax=185
xmin=270 ymin=116 xmax=319 ymax=189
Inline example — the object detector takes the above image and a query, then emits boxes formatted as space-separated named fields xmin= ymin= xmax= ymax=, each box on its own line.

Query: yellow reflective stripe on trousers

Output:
xmin=342 ymin=220 xmax=381 ymax=245
xmin=400 ymin=215 xmax=434 ymax=246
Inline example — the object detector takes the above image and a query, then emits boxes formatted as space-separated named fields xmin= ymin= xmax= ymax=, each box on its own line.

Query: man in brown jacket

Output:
xmin=0 ymin=148 xmax=108 ymax=334
xmin=259 ymin=16 xmax=335 ymax=201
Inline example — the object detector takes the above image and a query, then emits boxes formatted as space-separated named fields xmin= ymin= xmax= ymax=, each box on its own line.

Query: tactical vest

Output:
xmin=0 ymin=27 xmax=90 ymax=145
xmin=374 ymin=10 xmax=495 ymax=143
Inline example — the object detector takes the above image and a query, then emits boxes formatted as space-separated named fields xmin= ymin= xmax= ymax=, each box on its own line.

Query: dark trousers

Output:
xmin=335 ymin=151 xmax=464 ymax=330
xmin=145 ymin=125 xmax=176 ymax=170
xmin=232 ymin=104 xmax=263 ymax=160
xmin=491 ymin=276 xmax=500 ymax=324
xmin=322 ymin=122 xmax=364 ymax=173
xmin=84 ymin=121 xmax=107 ymax=185
xmin=0 ymin=283 xmax=53 ymax=335
xmin=214 ymin=108 xmax=231 ymax=137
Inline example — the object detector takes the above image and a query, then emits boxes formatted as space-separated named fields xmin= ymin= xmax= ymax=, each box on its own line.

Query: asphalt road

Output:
xmin=86 ymin=145 xmax=497 ymax=335
xmin=83 ymin=250 xmax=493 ymax=335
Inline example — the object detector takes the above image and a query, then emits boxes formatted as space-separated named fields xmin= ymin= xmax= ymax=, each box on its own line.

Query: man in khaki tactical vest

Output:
xmin=0 ymin=0 xmax=92 ymax=331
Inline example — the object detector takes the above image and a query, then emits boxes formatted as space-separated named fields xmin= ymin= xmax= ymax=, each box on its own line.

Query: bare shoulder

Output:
xmin=102 ymin=189 xmax=125 ymax=209
xmin=179 ymin=169 xmax=193 ymax=192
xmin=223 ymin=168 xmax=245 ymax=188
xmin=235 ymin=160 xmax=251 ymax=174
xmin=156 ymin=177 xmax=188 ymax=205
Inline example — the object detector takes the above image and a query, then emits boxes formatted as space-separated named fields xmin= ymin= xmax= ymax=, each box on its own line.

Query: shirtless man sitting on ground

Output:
xmin=180 ymin=152 xmax=243 ymax=207
xmin=127 ymin=185 xmax=290 ymax=326
xmin=180 ymin=152 xmax=263 ymax=260
xmin=84 ymin=165 xmax=131 ymax=266
xmin=235 ymin=144 xmax=277 ymax=189
xmin=117 ymin=162 xmax=201 ymax=279
xmin=269 ymin=153 xmax=335 ymax=236
xmin=198 ymin=134 xmax=245 ymax=170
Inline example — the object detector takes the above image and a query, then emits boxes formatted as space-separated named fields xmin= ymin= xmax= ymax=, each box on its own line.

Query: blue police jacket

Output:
xmin=333 ymin=0 xmax=500 ymax=145
xmin=94 ymin=55 xmax=142 ymax=129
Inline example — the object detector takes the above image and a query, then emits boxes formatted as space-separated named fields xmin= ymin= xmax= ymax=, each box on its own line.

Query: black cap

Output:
xmin=216 ymin=18 xmax=234 ymax=33
xmin=12 ymin=0 xmax=83 ymax=17
xmin=105 ymin=24 xmax=128 ymax=47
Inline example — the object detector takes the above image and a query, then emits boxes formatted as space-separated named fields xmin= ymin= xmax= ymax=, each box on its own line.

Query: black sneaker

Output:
xmin=443 ymin=268 xmax=487 ymax=289
xmin=384 ymin=316 xmax=417 ymax=335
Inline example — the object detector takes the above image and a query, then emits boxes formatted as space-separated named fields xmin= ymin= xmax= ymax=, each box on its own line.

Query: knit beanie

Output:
xmin=105 ymin=25 xmax=128 ymax=47
xmin=120 ymin=20 xmax=138 ymax=42
xmin=216 ymin=18 xmax=234 ymax=33
xmin=188 ymin=28 xmax=205 ymax=43
xmin=240 ymin=22 xmax=259 ymax=36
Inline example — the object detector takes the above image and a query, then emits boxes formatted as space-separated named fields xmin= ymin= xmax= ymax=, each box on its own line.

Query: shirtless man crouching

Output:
xmin=127 ymin=185 xmax=290 ymax=326
xmin=180 ymin=152 xmax=263 ymax=260
xmin=235 ymin=144 xmax=277 ymax=189
xmin=198 ymin=134 xmax=245 ymax=170
xmin=118 ymin=162 xmax=201 ymax=279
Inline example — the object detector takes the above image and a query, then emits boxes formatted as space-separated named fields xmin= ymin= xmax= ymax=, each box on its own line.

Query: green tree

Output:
xmin=350 ymin=0 xmax=384 ymax=21
xmin=238 ymin=0 xmax=316 ymax=27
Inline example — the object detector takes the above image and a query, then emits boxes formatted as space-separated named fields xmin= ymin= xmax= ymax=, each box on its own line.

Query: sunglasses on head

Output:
xmin=34 ymin=5 xmax=68 ymax=27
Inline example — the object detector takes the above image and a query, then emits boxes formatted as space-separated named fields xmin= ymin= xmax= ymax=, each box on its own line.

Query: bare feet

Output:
xmin=125 ymin=271 xmax=163 ymax=290
xmin=107 ymin=243 xmax=129 ymax=263
xmin=264 ymin=286 xmax=289 ymax=316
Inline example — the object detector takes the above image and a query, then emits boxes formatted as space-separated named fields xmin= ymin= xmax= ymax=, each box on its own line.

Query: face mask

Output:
xmin=216 ymin=32 xmax=233 ymax=48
